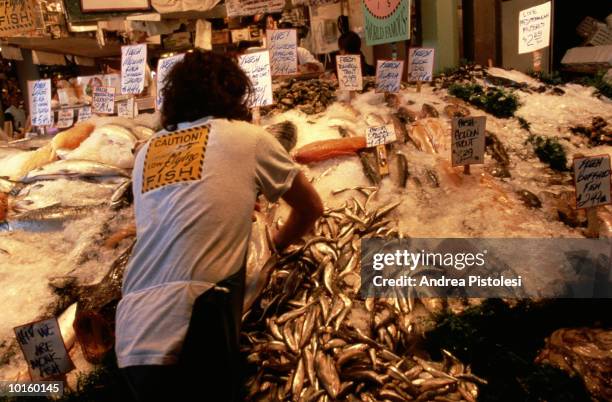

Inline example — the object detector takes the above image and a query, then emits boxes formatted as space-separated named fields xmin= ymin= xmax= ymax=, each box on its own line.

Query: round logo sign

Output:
xmin=363 ymin=0 xmax=402 ymax=19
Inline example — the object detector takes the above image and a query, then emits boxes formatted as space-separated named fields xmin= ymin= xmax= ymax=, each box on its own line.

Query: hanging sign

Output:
xmin=407 ymin=48 xmax=435 ymax=82
xmin=238 ymin=50 xmax=273 ymax=108
xmin=336 ymin=55 xmax=363 ymax=91
xmin=156 ymin=53 xmax=185 ymax=110
xmin=451 ymin=116 xmax=486 ymax=167
xmin=92 ymin=87 xmax=115 ymax=114
xmin=225 ymin=0 xmax=284 ymax=18
xmin=77 ymin=106 xmax=92 ymax=122
xmin=366 ymin=125 xmax=397 ymax=147
xmin=27 ymin=79 xmax=52 ymax=127
xmin=375 ymin=60 xmax=403 ymax=93
xmin=266 ymin=29 xmax=298 ymax=76
xmin=14 ymin=318 xmax=74 ymax=380
xmin=121 ymin=44 xmax=147 ymax=94
xmin=363 ymin=0 xmax=410 ymax=46
xmin=518 ymin=1 xmax=551 ymax=54
xmin=0 ymin=0 xmax=36 ymax=36
xmin=574 ymin=155 xmax=612 ymax=209
xmin=118 ymin=97 xmax=135 ymax=118
xmin=56 ymin=109 xmax=74 ymax=129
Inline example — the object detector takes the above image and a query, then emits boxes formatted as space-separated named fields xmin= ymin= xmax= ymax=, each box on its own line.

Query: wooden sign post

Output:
xmin=366 ymin=125 xmax=397 ymax=176
xmin=451 ymin=116 xmax=486 ymax=175
xmin=238 ymin=50 xmax=274 ymax=126
xmin=375 ymin=58 xmax=403 ymax=176
xmin=573 ymin=155 xmax=612 ymax=237
xmin=408 ymin=48 xmax=434 ymax=93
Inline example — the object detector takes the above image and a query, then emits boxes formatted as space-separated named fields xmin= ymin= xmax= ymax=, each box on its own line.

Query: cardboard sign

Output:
xmin=92 ymin=87 xmax=115 ymax=114
xmin=363 ymin=0 xmax=411 ymax=46
xmin=375 ymin=60 xmax=404 ymax=93
xmin=118 ymin=97 xmax=135 ymax=118
xmin=518 ymin=1 xmax=551 ymax=54
xmin=14 ymin=318 xmax=74 ymax=380
xmin=266 ymin=29 xmax=298 ymax=76
xmin=225 ymin=0 xmax=284 ymax=18
xmin=238 ymin=50 xmax=274 ymax=108
xmin=77 ymin=106 xmax=92 ymax=122
xmin=574 ymin=155 xmax=612 ymax=209
xmin=451 ymin=116 xmax=486 ymax=166
xmin=0 ymin=0 xmax=36 ymax=36
xmin=336 ymin=55 xmax=363 ymax=91
xmin=142 ymin=126 xmax=209 ymax=193
xmin=407 ymin=48 xmax=435 ymax=82
xmin=27 ymin=79 xmax=52 ymax=127
xmin=121 ymin=44 xmax=147 ymax=94
xmin=366 ymin=125 xmax=397 ymax=147
xmin=156 ymin=53 xmax=185 ymax=110
xmin=56 ymin=109 xmax=74 ymax=129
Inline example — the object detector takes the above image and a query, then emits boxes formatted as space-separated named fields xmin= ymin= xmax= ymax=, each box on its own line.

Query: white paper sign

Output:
xmin=118 ymin=97 xmax=135 ymax=118
xmin=266 ymin=29 xmax=298 ymax=76
xmin=226 ymin=0 xmax=284 ymax=18
xmin=407 ymin=48 xmax=435 ymax=82
xmin=156 ymin=53 xmax=185 ymax=110
xmin=56 ymin=109 xmax=74 ymax=129
xmin=238 ymin=50 xmax=273 ymax=108
xmin=518 ymin=1 xmax=551 ymax=54
xmin=92 ymin=87 xmax=115 ymax=114
xmin=77 ymin=106 xmax=92 ymax=122
xmin=366 ymin=125 xmax=397 ymax=147
xmin=57 ymin=89 xmax=69 ymax=106
xmin=336 ymin=55 xmax=363 ymax=91
xmin=121 ymin=44 xmax=147 ymax=94
xmin=27 ymin=79 xmax=52 ymax=127
xmin=451 ymin=116 xmax=486 ymax=166
xmin=574 ymin=155 xmax=612 ymax=209
xmin=376 ymin=60 xmax=404 ymax=93
xmin=14 ymin=318 xmax=74 ymax=380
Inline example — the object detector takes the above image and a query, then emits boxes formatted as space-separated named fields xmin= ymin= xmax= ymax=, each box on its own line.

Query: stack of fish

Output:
xmin=242 ymin=187 xmax=484 ymax=402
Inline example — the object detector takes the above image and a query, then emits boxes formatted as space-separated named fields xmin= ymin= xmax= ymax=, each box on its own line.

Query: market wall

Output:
xmin=420 ymin=0 xmax=461 ymax=73
xmin=15 ymin=49 xmax=41 ymax=113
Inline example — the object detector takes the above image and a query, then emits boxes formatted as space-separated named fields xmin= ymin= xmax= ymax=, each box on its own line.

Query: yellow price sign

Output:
xmin=142 ymin=126 xmax=209 ymax=194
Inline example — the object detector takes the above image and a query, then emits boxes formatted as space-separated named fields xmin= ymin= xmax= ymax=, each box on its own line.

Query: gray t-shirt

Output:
xmin=115 ymin=117 xmax=299 ymax=367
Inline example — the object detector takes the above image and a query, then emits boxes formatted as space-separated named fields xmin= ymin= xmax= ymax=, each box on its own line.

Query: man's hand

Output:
xmin=273 ymin=171 xmax=323 ymax=251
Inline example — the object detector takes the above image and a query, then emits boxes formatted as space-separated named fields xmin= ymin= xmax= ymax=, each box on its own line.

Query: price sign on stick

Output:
xmin=27 ymin=79 xmax=52 ymax=127
xmin=266 ymin=29 xmax=298 ymax=76
xmin=238 ymin=50 xmax=273 ymax=109
xmin=574 ymin=155 xmax=611 ymax=210
xmin=118 ymin=97 xmax=135 ymax=118
xmin=14 ymin=318 xmax=74 ymax=380
xmin=367 ymin=125 xmax=397 ymax=147
xmin=451 ymin=116 xmax=486 ymax=173
xmin=408 ymin=48 xmax=434 ymax=92
xmin=121 ymin=44 xmax=147 ymax=94
xmin=56 ymin=109 xmax=74 ymax=129
xmin=375 ymin=60 xmax=403 ymax=93
xmin=336 ymin=55 xmax=363 ymax=91
xmin=518 ymin=1 xmax=551 ymax=55
xmin=92 ymin=87 xmax=115 ymax=114
xmin=156 ymin=53 xmax=184 ymax=110
xmin=77 ymin=106 xmax=92 ymax=122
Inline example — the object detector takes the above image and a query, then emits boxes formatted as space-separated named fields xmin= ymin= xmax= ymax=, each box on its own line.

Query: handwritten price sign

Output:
xmin=574 ymin=155 xmax=611 ymax=209
xmin=56 ymin=109 xmax=74 ymax=129
xmin=407 ymin=48 xmax=434 ymax=82
xmin=92 ymin=87 xmax=115 ymax=114
xmin=27 ymin=79 xmax=52 ymax=127
xmin=336 ymin=55 xmax=363 ymax=91
xmin=451 ymin=116 xmax=486 ymax=166
xmin=156 ymin=53 xmax=184 ymax=110
xmin=518 ymin=1 xmax=551 ymax=54
xmin=77 ymin=106 xmax=92 ymax=122
xmin=238 ymin=50 xmax=274 ymax=108
xmin=121 ymin=44 xmax=147 ymax=94
xmin=366 ymin=125 xmax=397 ymax=147
xmin=376 ymin=60 xmax=403 ymax=93
xmin=14 ymin=318 xmax=74 ymax=380
xmin=267 ymin=29 xmax=298 ymax=76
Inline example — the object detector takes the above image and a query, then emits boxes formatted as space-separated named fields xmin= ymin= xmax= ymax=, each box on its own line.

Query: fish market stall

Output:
xmin=1 ymin=63 xmax=611 ymax=400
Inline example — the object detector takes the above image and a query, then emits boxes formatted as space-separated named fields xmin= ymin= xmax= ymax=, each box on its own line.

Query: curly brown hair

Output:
xmin=160 ymin=50 xmax=252 ymax=129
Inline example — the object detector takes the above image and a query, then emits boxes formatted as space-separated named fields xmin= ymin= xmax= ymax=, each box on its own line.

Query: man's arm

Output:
xmin=273 ymin=171 xmax=323 ymax=250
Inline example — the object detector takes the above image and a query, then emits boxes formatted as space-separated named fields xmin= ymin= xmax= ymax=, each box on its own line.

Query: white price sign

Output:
xmin=266 ymin=29 xmax=298 ymax=76
xmin=92 ymin=87 xmax=115 ymax=114
xmin=574 ymin=155 xmax=612 ymax=209
xmin=27 ymin=79 xmax=52 ymax=126
xmin=366 ymin=125 xmax=397 ymax=147
xmin=156 ymin=53 xmax=184 ymax=110
xmin=518 ymin=1 xmax=551 ymax=54
xmin=375 ymin=60 xmax=404 ymax=93
xmin=121 ymin=44 xmax=147 ymax=94
xmin=56 ymin=109 xmax=74 ymax=129
xmin=238 ymin=50 xmax=274 ymax=108
xmin=336 ymin=55 xmax=363 ymax=91
xmin=407 ymin=48 xmax=435 ymax=82
xmin=451 ymin=116 xmax=486 ymax=167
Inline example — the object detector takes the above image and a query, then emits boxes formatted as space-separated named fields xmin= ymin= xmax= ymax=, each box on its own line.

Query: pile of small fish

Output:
xmin=242 ymin=187 xmax=484 ymax=402
xmin=266 ymin=79 xmax=337 ymax=115
xmin=536 ymin=328 xmax=612 ymax=400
